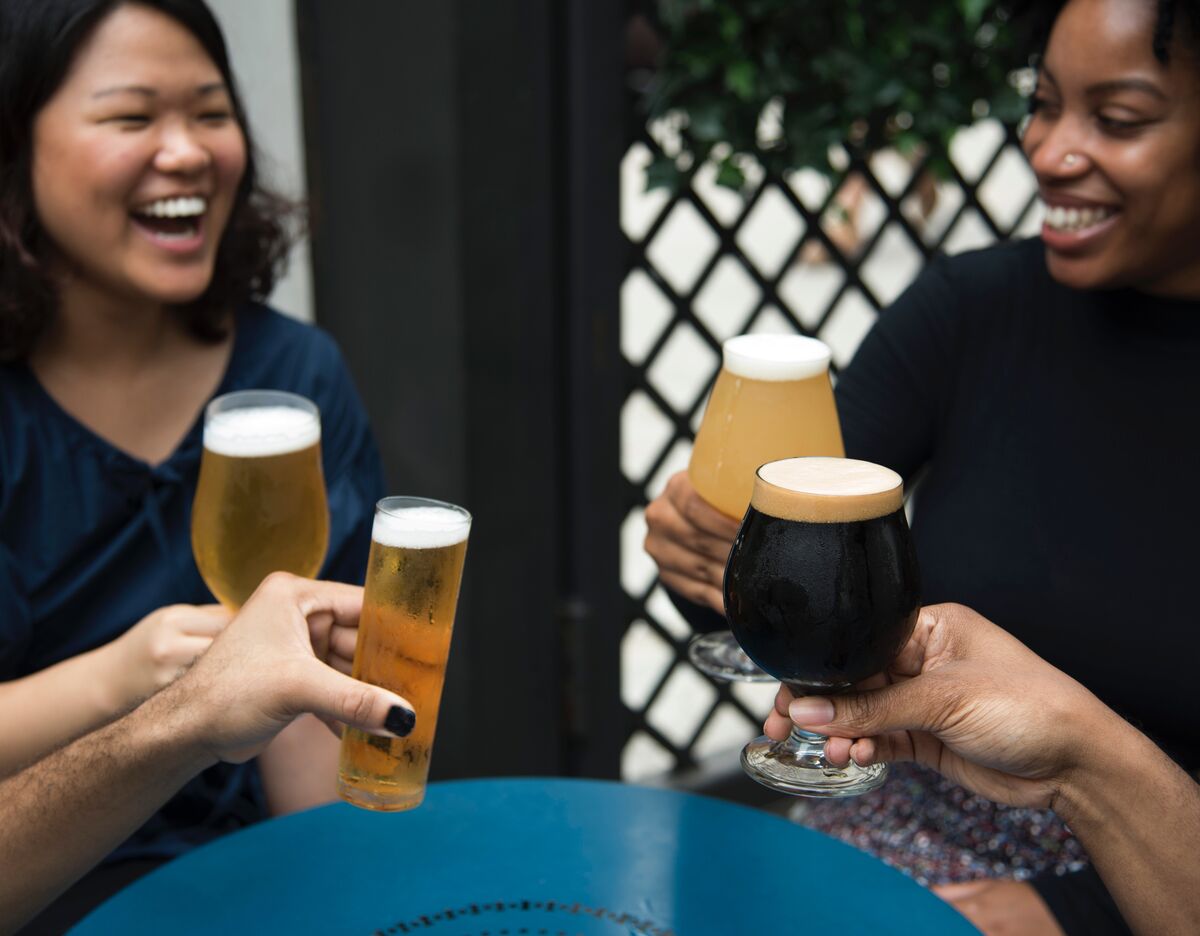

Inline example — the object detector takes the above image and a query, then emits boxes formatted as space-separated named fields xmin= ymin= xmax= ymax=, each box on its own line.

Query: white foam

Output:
xmin=373 ymin=506 xmax=471 ymax=550
xmin=723 ymin=334 xmax=832 ymax=381
xmin=203 ymin=406 xmax=321 ymax=457
xmin=758 ymin=456 xmax=901 ymax=497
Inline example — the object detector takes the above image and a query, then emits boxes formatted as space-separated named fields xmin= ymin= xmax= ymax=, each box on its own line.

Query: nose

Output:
xmin=153 ymin=122 xmax=212 ymax=175
xmin=1024 ymin=115 xmax=1090 ymax=181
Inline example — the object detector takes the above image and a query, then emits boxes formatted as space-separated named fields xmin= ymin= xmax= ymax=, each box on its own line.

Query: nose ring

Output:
xmin=1062 ymin=153 xmax=1079 ymax=167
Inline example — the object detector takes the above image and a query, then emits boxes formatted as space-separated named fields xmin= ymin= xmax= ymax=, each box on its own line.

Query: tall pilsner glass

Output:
xmin=192 ymin=390 xmax=330 ymax=608
xmin=725 ymin=457 xmax=921 ymax=797
xmin=686 ymin=335 xmax=844 ymax=681
xmin=338 ymin=497 xmax=471 ymax=812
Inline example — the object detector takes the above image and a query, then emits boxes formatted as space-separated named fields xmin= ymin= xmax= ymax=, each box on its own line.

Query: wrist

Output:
xmin=83 ymin=639 xmax=138 ymax=720
xmin=1052 ymin=703 xmax=1159 ymax=829
xmin=132 ymin=679 xmax=221 ymax=777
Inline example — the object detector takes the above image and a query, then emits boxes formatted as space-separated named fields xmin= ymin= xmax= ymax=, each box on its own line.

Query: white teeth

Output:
xmin=135 ymin=196 xmax=207 ymax=219
xmin=1043 ymin=203 xmax=1115 ymax=233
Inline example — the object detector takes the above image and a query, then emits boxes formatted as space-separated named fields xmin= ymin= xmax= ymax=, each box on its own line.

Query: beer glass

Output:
xmin=192 ymin=390 xmax=330 ymax=608
xmin=338 ymin=497 xmax=471 ymax=812
xmin=724 ymin=457 xmax=920 ymax=797
xmin=686 ymin=334 xmax=844 ymax=682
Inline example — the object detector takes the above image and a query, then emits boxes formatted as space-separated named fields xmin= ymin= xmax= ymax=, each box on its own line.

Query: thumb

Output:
xmin=289 ymin=659 xmax=417 ymax=739
xmin=788 ymin=675 xmax=953 ymax=739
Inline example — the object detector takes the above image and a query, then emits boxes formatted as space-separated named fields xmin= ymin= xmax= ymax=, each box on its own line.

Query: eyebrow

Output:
xmin=1039 ymin=66 xmax=1167 ymax=101
xmin=91 ymin=82 xmax=229 ymax=100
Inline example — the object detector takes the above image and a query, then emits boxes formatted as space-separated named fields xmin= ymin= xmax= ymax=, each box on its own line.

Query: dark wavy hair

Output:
xmin=0 ymin=0 xmax=297 ymax=361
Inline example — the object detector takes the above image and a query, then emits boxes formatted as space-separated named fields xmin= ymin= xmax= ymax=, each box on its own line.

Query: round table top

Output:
xmin=75 ymin=777 xmax=976 ymax=935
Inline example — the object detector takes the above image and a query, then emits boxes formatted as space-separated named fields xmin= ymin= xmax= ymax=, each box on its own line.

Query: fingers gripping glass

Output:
xmin=724 ymin=458 xmax=921 ymax=797
xmin=685 ymin=334 xmax=844 ymax=683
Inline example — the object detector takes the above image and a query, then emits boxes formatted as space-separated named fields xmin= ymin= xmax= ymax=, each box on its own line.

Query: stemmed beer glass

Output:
xmin=686 ymin=334 xmax=844 ymax=682
xmin=191 ymin=390 xmax=330 ymax=608
xmin=724 ymin=457 xmax=920 ymax=797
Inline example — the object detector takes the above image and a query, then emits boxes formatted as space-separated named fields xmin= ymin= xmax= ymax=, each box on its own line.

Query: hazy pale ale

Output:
xmin=191 ymin=391 xmax=329 ymax=608
xmin=689 ymin=334 xmax=843 ymax=519
xmin=338 ymin=498 xmax=471 ymax=812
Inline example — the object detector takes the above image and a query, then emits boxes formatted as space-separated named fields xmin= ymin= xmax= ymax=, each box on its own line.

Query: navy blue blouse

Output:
xmin=0 ymin=303 xmax=386 ymax=859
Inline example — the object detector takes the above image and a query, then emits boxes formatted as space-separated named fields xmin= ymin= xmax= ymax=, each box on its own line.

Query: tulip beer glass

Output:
xmin=687 ymin=334 xmax=844 ymax=681
xmin=192 ymin=390 xmax=330 ymax=608
xmin=724 ymin=457 xmax=920 ymax=797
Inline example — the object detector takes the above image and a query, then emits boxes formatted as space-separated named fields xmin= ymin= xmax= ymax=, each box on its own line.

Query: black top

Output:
xmin=675 ymin=238 xmax=1200 ymax=934
xmin=838 ymin=237 xmax=1200 ymax=770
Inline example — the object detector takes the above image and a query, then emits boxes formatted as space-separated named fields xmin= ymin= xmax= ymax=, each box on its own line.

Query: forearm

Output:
xmin=258 ymin=714 xmax=340 ymax=814
xmin=1055 ymin=714 xmax=1200 ymax=935
xmin=0 ymin=643 xmax=129 ymax=777
xmin=0 ymin=682 xmax=214 ymax=931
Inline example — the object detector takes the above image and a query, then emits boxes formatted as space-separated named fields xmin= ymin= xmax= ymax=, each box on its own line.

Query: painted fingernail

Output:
xmin=384 ymin=705 xmax=416 ymax=737
xmin=788 ymin=697 xmax=834 ymax=725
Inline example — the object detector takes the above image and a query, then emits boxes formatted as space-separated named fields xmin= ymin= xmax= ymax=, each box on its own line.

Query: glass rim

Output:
xmin=205 ymin=389 xmax=319 ymax=422
xmin=375 ymin=495 xmax=472 ymax=526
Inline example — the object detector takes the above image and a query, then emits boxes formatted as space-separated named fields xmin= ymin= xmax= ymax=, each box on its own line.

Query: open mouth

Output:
xmin=130 ymin=196 xmax=207 ymax=242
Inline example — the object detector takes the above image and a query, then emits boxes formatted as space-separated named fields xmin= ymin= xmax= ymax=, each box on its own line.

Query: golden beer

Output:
xmin=338 ymin=498 xmax=471 ymax=812
xmin=689 ymin=334 xmax=844 ymax=519
xmin=191 ymin=392 xmax=329 ymax=608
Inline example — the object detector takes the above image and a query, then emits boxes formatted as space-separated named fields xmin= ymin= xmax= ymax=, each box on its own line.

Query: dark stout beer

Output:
xmin=725 ymin=457 xmax=921 ymax=693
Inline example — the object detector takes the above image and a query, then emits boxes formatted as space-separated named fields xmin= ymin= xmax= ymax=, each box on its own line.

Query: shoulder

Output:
xmin=927 ymin=237 xmax=1050 ymax=294
xmin=230 ymin=303 xmax=356 ymax=400
xmin=902 ymin=238 xmax=1050 ymax=309
xmin=235 ymin=302 xmax=346 ymax=370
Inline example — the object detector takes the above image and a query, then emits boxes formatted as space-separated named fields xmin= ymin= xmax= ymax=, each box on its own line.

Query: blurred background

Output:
xmin=207 ymin=0 xmax=1037 ymax=804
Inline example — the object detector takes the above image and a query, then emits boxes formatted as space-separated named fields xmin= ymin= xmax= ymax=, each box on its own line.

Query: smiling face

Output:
xmin=1023 ymin=0 xmax=1200 ymax=296
xmin=30 ymin=3 xmax=246 ymax=309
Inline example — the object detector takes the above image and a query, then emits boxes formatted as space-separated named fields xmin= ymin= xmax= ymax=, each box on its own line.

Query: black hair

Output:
xmin=0 ymin=0 xmax=296 ymax=361
xmin=1017 ymin=0 xmax=1200 ymax=62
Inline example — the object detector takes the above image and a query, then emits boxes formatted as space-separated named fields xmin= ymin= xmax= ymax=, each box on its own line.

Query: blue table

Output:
xmin=75 ymin=778 xmax=976 ymax=935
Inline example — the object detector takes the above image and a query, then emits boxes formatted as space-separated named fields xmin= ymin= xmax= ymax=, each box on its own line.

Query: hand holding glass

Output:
xmin=724 ymin=457 xmax=920 ymax=797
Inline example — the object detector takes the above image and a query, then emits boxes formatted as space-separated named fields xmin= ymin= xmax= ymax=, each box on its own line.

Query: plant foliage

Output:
xmin=645 ymin=0 xmax=1035 ymax=191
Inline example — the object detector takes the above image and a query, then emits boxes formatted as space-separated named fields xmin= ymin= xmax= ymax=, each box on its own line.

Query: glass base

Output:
xmin=740 ymin=731 xmax=888 ymax=798
xmin=687 ymin=631 xmax=776 ymax=683
xmin=337 ymin=778 xmax=425 ymax=812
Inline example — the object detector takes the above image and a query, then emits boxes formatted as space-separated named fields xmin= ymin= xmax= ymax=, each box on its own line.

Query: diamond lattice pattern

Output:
xmin=619 ymin=115 xmax=1038 ymax=781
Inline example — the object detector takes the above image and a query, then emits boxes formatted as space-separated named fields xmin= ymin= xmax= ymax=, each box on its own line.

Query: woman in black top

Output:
xmin=644 ymin=1 xmax=1200 ymax=933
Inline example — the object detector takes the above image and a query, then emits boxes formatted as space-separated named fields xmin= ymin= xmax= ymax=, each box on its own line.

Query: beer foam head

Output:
xmin=723 ymin=334 xmax=832 ymax=382
xmin=751 ymin=457 xmax=903 ymax=523
xmin=203 ymin=406 xmax=321 ymax=457
xmin=373 ymin=504 xmax=471 ymax=550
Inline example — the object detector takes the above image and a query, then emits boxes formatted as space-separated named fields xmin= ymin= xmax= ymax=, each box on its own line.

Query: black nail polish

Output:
xmin=385 ymin=705 xmax=416 ymax=737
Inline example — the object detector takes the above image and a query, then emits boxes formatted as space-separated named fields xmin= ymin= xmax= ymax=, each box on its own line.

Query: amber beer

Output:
xmin=191 ymin=391 xmax=329 ymax=608
xmin=689 ymin=334 xmax=843 ymax=519
xmin=338 ymin=497 xmax=471 ymax=812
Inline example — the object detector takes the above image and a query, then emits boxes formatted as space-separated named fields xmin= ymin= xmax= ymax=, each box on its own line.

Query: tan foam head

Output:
xmin=750 ymin=457 xmax=903 ymax=523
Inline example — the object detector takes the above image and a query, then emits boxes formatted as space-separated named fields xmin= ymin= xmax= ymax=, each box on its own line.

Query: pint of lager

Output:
xmin=191 ymin=390 xmax=330 ymax=608
xmin=338 ymin=497 xmax=471 ymax=812
xmin=689 ymin=334 xmax=843 ymax=520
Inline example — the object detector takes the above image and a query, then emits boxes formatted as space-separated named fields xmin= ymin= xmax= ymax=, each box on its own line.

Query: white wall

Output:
xmin=206 ymin=0 xmax=313 ymax=322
